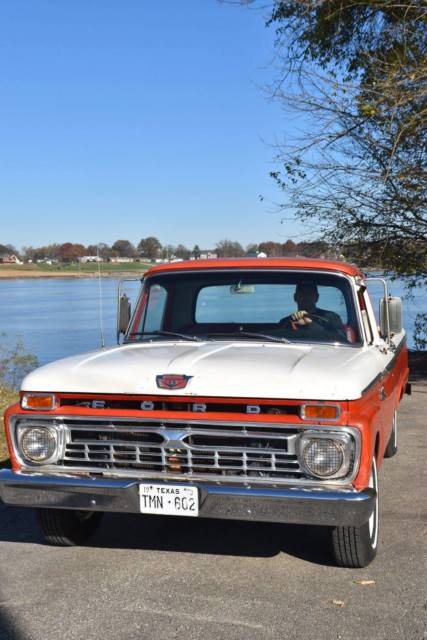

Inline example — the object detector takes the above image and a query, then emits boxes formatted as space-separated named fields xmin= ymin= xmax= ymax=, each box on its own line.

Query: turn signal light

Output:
xmin=301 ymin=404 xmax=339 ymax=420
xmin=21 ymin=393 xmax=57 ymax=411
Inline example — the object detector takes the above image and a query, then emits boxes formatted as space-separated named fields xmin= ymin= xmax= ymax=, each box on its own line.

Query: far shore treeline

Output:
xmin=0 ymin=237 xmax=413 ymax=268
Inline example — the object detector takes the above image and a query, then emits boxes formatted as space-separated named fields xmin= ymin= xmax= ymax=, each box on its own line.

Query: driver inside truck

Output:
xmin=281 ymin=281 xmax=344 ymax=331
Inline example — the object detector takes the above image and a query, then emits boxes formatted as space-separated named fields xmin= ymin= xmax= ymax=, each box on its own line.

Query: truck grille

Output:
xmin=58 ymin=418 xmax=303 ymax=483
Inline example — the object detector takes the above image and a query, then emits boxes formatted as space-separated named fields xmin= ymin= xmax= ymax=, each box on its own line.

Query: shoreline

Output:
xmin=0 ymin=270 xmax=146 ymax=279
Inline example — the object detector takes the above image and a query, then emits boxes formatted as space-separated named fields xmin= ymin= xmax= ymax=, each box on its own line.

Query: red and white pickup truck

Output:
xmin=0 ymin=258 xmax=410 ymax=567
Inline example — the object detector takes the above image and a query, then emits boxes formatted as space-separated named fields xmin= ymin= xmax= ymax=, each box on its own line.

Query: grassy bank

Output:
xmin=0 ymin=262 xmax=151 ymax=278
xmin=0 ymin=388 xmax=17 ymax=467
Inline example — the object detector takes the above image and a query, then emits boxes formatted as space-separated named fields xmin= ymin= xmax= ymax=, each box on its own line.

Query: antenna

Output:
xmin=97 ymin=248 xmax=105 ymax=348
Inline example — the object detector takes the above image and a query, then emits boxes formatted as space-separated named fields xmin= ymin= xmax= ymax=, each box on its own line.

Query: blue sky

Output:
xmin=0 ymin=0 xmax=303 ymax=251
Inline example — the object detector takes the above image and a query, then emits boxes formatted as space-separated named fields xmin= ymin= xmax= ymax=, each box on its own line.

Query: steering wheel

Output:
xmin=307 ymin=313 xmax=336 ymax=330
xmin=307 ymin=313 xmax=350 ymax=341
xmin=281 ymin=312 xmax=348 ymax=341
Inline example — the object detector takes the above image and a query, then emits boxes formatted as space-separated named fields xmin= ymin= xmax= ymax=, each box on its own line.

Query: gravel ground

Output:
xmin=0 ymin=383 xmax=425 ymax=640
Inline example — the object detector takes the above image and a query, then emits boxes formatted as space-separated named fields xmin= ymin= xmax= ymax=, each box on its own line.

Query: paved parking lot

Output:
xmin=0 ymin=384 xmax=425 ymax=640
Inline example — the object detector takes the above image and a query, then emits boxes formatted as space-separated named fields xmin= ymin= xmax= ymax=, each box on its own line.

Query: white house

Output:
xmin=0 ymin=254 xmax=23 ymax=265
xmin=109 ymin=257 xmax=136 ymax=263
xmin=78 ymin=256 xmax=103 ymax=263
xmin=190 ymin=250 xmax=218 ymax=260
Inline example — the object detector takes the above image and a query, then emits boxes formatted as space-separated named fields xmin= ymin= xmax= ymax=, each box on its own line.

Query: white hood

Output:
xmin=21 ymin=340 xmax=384 ymax=401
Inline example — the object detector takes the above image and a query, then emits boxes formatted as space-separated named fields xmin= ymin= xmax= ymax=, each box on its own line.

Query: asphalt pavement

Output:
xmin=0 ymin=383 xmax=425 ymax=640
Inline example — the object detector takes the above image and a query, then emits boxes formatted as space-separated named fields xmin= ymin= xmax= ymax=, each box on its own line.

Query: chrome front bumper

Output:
xmin=0 ymin=469 xmax=375 ymax=527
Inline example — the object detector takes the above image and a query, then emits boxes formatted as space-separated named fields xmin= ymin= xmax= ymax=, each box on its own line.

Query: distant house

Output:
xmin=109 ymin=257 xmax=136 ymax=263
xmin=36 ymin=258 xmax=58 ymax=265
xmin=78 ymin=256 xmax=102 ymax=263
xmin=0 ymin=254 xmax=23 ymax=265
xmin=190 ymin=250 xmax=218 ymax=260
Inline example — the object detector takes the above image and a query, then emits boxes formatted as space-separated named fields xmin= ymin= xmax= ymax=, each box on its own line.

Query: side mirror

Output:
xmin=380 ymin=296 xmax=403 ymax=339
xmin=118 ymin=293 xmax=131 ymax=340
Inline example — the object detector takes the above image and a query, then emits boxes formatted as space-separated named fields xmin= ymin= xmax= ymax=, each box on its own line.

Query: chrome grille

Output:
xmin=59 ymin=419 xmax=303 ymax=483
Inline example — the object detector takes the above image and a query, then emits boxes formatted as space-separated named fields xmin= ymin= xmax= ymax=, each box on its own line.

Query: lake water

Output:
xmin=0 ymin=275 xmax=425 ymax=369
xmin=0 ymin=277 xmax=141 ymax=367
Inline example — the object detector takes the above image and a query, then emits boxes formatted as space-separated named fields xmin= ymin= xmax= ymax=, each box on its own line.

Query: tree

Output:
xmin=32 ymin=247 xmax=46 ymax=261
xmin=296 ymin=241 xmax=330 ymax=259
xmin=44 ymin=244 xmax=61 ymax=259
xmin=137 ymin=237 xmax=162 ymax=261
xmin=174 ymin=244 xmax=190 ymax=259
xmin=215 ymin=239 xmax=245 ymax=257
xmin=258 ymin=241 xmax=283 ymax=257
xmin=21 ymin=246 xmax=36 ymax=262
xmin=161 ymin=244 xmax=175 ymax=260
xmin=28 ymin=244 xmax=61 ymax=261
xmin=0 ymin=243 xmax=18 ymax=256
xmin=58 ymin=243 xmax=86 ymax=262
xmin=96 ymin=243 xmax=113 ymax=259
xmin=111 ymin=240 xmax=137 ymax=258
xmin=245 ymin=243 xmax=259 ymax=256
xmin=282 ymin=240 xmax=297 ymax=256
xmin=192 ymin=244 xmax=201 ymax=259
xmin=86 ymin=243 xmax=112 ymax=259
xmin=239 ymin=0 xmax=426 ymax=344
xmin=266 ymin=1 xmax=426 ymax=251
xmin=0 ymin=334 xmax=38 ymax=390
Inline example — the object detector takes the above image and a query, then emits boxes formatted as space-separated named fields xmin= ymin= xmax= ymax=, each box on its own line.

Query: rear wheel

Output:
xmin=36 ymin=509 xmax=103 ymax=546
xmin=384 ymin=411 xmax=398 ymax=458
xmin=330 ymin=458 xmax=379 ymax=568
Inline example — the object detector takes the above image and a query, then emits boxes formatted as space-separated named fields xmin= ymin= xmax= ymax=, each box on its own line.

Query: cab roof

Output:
xmin=144 ymin=257 xmax=364 ymax=278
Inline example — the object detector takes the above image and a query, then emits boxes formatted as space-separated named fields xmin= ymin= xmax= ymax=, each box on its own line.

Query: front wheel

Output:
xmin=330 ymin=458 xmax=379 ymax=568
xmin=36 ymin=509 xmax=103 ymax=546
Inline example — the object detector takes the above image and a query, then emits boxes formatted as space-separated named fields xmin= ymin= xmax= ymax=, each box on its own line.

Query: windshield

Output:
xmin=125 ymin=270 xmax=362 ymax=345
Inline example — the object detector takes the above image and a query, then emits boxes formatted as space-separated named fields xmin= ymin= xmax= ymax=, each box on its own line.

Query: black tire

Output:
xmin=384 ymin=411 xmax=398 ymax=458
xmin=330 ymin=458 xmax=379 ymax=568
xmin=36 ymin=509 xmax=103 ymax=546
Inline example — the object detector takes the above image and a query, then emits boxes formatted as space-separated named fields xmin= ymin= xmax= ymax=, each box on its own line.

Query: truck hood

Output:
xmin=21 ymin=340 xmax=384 ymax=400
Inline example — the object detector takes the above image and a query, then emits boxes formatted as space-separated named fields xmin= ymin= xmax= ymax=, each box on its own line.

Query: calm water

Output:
xmin=0 ymin=275 xmax=425 ymax=369
xmin=0 ymin=278 xmax=141 ymax=367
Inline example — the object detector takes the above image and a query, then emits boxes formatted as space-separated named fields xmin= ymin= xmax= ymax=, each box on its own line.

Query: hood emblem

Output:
xmin=156 ymin=374 xmax=192 ymax=390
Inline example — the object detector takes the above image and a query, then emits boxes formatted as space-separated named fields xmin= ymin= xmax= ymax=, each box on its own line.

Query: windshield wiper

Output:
xmin=128 ymin=331 xmax=205 ymax=342
xmin=205 ymin=331 xmax=290 ymax=344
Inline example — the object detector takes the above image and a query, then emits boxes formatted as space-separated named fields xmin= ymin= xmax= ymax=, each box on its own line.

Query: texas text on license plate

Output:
xmin=139 ymin=483 xmax=199 ymax=517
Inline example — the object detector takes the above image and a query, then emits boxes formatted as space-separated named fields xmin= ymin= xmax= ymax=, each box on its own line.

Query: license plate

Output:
xmin=139 ymin=483 xmax=199 ymax=517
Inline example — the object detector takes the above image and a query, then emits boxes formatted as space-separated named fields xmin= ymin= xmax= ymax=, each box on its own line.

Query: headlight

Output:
xmin=18 ymin=425 xmax=58 ymax=464
xmin=299 ymin=432 xmax=353 ymax=479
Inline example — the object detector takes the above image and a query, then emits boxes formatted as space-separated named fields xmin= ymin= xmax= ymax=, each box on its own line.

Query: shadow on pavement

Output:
xmin=0 ymin=604 xmax=30 ymax=640
xmin=0 ymin=504 xmax=334 ymax=566
xmin=408 ymin=350 xmax=427 ymax=382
